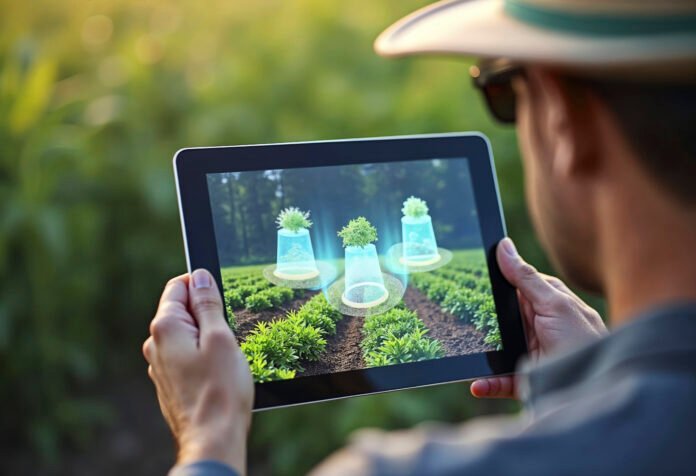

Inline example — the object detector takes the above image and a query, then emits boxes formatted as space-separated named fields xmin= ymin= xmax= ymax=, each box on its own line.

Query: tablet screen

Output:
xmin=205 ymin=158 xmax=502 ymax=383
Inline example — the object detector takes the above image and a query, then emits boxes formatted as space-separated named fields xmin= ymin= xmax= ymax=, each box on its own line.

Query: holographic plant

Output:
xmin=400 ymin=196 xmax=440 ymax=266
xmin=337 ymin=217 xmax=388 ymax=308
xmin=273 ymin=207 xmax=320 ymax=281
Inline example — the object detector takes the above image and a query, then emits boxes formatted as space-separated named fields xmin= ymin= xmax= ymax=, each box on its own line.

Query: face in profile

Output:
xmin=513 ymin=70 xmax=601 ymax=294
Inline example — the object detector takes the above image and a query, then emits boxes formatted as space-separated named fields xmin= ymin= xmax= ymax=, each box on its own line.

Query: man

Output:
xmin=143 ymin=0 xmax=696 ymax=474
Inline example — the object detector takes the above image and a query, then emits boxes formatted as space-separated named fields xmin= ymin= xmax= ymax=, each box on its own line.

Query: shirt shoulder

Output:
xmin=313 ymin=365 xmax=695 ymax=476
xmin=169 ymin=460 xmax=239 ymax=476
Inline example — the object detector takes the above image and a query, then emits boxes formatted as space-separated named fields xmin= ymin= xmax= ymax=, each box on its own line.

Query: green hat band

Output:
xmin=504 ymin=0 xmax=696 ymax=36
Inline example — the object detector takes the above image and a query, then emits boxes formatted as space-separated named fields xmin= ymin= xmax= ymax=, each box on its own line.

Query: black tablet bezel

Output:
xmin=174 ymin=133 xmax=527 ymax=410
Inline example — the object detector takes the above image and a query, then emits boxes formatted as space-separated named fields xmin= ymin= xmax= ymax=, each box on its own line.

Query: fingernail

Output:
xmin=501 ymin=238 xmax=517 ymax=257
xmin=191 ymin=269 xmax=211 ymax=289
xmin=472 ymin=380 xmax=489 ymax=396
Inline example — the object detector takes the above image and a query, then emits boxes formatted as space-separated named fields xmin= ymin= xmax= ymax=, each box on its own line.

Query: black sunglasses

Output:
xmin=470 ymin=61 xmax=524 ymax=124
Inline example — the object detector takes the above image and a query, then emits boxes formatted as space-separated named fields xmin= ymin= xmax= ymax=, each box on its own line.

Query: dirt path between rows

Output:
xmin=300 ymin=315 xmax=364 ymax=377
xmin=234 ymin=291 xmax=318 ymax=342
xmin=402 ymin=286 xmax=491 ymax=356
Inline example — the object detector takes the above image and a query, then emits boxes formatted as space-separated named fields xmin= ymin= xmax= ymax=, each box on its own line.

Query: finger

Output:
xmin=159 ymin=274 xmax=190 ymax=308
xmin=143 ymin=336 xmax=156 ymax=364
xmin=517 ymin=290 xmax=535 ymax=329
xmin=150 ymin=290 xmax=200 ymax=354
xmin=516 ymin=291 xmax=539 ymax=354
xmin=470 ymin=376 xmax=516 ymax=399
xmin=188 ymin=269 xmax=230 ymax=340
xmin=149 ymin=311 xmax=199 ymax=357
xmin=497 ymin=238 xmax=560 ymax=306
xmin=539 ymin=273 xmax=578 ymax=298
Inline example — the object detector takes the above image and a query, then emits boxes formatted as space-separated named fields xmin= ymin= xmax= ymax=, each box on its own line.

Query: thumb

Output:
xmin=470 ymin=376 xmax=516 ymax=399
xmin=188 ymin=268 xmax=227 ymax=336
xmin=496 ymin=238 xmax=556 ymax=304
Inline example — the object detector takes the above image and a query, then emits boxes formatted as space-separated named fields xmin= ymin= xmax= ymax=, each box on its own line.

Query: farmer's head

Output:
xmin=376 ymin=0 xmax=696 ymax=293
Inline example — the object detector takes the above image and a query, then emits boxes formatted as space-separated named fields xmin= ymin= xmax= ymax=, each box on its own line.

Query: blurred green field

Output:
xmin=0 ymin=0 xmax=571 ymax=474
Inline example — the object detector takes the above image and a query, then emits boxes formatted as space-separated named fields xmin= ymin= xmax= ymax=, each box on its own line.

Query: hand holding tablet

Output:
xmin=174 ymin=133 xmax=528 ymax=409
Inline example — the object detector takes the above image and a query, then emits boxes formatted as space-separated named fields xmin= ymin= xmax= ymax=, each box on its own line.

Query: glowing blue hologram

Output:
xmin=385 ymin=244 xmax=452 ymax=274
xmin=401 ymin=215 xmax=440 ymax=266
xmin=326 ymin=271 xmax=405 ymax=317
xmin=341 ymin=244 xmax=388 ymax=308
xmin=263 ymin=260 xmax=337 ymax=291
xmin=385 ymin=196 xmax=452 ymax=274
xmin=273 ymin=228 xmax=320 ymax=281
xmin=329 ymin=216 xmax=403 ymax=314
xmin=263 ymin=208 xmax=338 ymax=289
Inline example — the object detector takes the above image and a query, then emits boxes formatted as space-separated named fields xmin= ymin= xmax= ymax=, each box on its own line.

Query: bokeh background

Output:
xmin=0 ymin=0 xmax=599 ymax=474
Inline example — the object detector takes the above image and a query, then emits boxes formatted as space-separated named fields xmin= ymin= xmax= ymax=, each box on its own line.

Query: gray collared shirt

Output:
xmin=310 ymin=303 xmax=696 ymax=475
xmin=175 ymin=303 xmax=696 ymax=476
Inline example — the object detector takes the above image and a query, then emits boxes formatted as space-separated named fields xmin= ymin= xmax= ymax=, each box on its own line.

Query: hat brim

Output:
xmin=375 ymin=0 xmax=696 ymax=79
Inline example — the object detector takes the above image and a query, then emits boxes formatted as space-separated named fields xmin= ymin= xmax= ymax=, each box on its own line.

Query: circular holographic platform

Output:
xmin=326 ymin=273 xmax=405 ymax=317
xmin=385 ymin=243 xmax=453 ymax=273
xmin=263 ymin=260 xmax=337 ymax=290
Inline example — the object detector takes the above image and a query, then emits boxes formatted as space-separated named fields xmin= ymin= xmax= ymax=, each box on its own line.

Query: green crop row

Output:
xmin=241 ymin=294 xmax=343 ymax=382
xmin=224 ymin=281 xmax=273 ymax=310
xmin=222 ymin=272 xmax=267 ymax=288
xmin=222 ymin=272 xmax=304 ymax=329
xmin=360 ymin=307 xmax=444 ymax=367
xmin=435 ymin=268 xmax=491 ymax=293
xmin=244 ymin=286 xmax=299 ymax=312
xmin=411 ymin=271 xmax=502 ymax=350
xmin=223 ymin=276 xmax=272 ymax=330
xmin=447 ymin=264 xmax=486 ymax=278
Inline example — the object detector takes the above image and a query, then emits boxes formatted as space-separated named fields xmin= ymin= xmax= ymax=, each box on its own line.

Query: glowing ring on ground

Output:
xmin=263 ymin=261 xmax=337 ymax=290
xmin=399 ymin=253 xmax=441 ymax=267
xmin=272 ymin=268 xmax=320 ymax=281
xmin=340 ymin=282 xmax=389 ymax=309
xmin=385 ymin=244 xmax=453 ymax=273
xmin=326 ymin=273 xmax=405 ymax=317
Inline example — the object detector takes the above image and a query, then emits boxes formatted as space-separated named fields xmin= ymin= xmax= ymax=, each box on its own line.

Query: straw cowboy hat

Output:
xmin=375 ymin=0 xmax=696 ymax=80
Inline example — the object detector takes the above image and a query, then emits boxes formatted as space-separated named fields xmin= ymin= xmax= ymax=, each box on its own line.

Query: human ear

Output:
xmin=526 ymin=68 xmax=597 ymax=178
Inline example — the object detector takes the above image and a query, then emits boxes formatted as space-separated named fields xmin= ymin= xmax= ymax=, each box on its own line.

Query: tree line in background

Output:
xmin=209 ymin=160 xmax=483 ymax=266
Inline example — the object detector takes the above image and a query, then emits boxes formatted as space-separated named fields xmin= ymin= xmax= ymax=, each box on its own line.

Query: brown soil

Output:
xmin=402 ymin=286 xmax=491 ymax=356
xmin=300 ymin=315 xmax=364 ymax=377
xmin=234 ymin=291 xmax=318 ymax=342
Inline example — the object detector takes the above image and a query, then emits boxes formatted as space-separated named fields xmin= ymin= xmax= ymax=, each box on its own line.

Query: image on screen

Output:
xmin=206 ymin=158 xmax=502 ymax=383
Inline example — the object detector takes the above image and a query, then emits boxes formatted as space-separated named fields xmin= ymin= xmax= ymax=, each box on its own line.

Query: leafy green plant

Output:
xmin=247 ymin=355 xmax=296 ymax=383
xmin=225 ymin=289 xmax=245 ymax=309
xmin=276 ymin=207 xmax=312 ymax=232
xmin=365 ymin=329 xmax=444 ymax=366
xmin=360 ymin=307 xmax=444 ymax=367
xmin=283 ymin=316 xmax=327 ymax=361
xmin=287 ymin=308 xmax=336 ymax=336
xmin=245 ymin=292 xmax=273 ymax=312
xmin=411 ymin=264 xmax=503 ymax=351
xmin=337 ymin=216 xmax=378 ymax=248
xmin=240 ymin=294 xmax=343 ymax=381
xmin=242 ymin=320 xmax=301 ymax=370
xmin=402 ymin=196 xmax=429 ymax=218
xmin=244 ymin=286 xmax=295 ymax=312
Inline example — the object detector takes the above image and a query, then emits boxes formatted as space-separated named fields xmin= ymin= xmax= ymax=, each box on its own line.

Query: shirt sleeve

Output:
xmin=309 ymin=374 xmax=696 ymax=476
xmin=169 ymin=460 xmax=240 ymax=476
xmin=309 ymin=415 xmax=527 ymax=476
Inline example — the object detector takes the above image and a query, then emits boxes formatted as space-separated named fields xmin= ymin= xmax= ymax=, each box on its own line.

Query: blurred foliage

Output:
xmin=0 ymin=0 xmax=589 ymax=474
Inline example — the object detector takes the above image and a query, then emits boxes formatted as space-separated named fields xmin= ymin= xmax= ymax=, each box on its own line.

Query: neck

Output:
xmin=597 ymin=160 xmax=696 ymax=327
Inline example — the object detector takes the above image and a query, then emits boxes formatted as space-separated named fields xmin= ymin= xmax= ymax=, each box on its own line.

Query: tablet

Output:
xmin=174 ymin=133 xmax=527 ymax=410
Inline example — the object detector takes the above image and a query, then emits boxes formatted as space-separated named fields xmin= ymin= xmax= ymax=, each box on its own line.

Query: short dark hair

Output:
xmin=581 ymin=79 xmax=696 ymax=204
